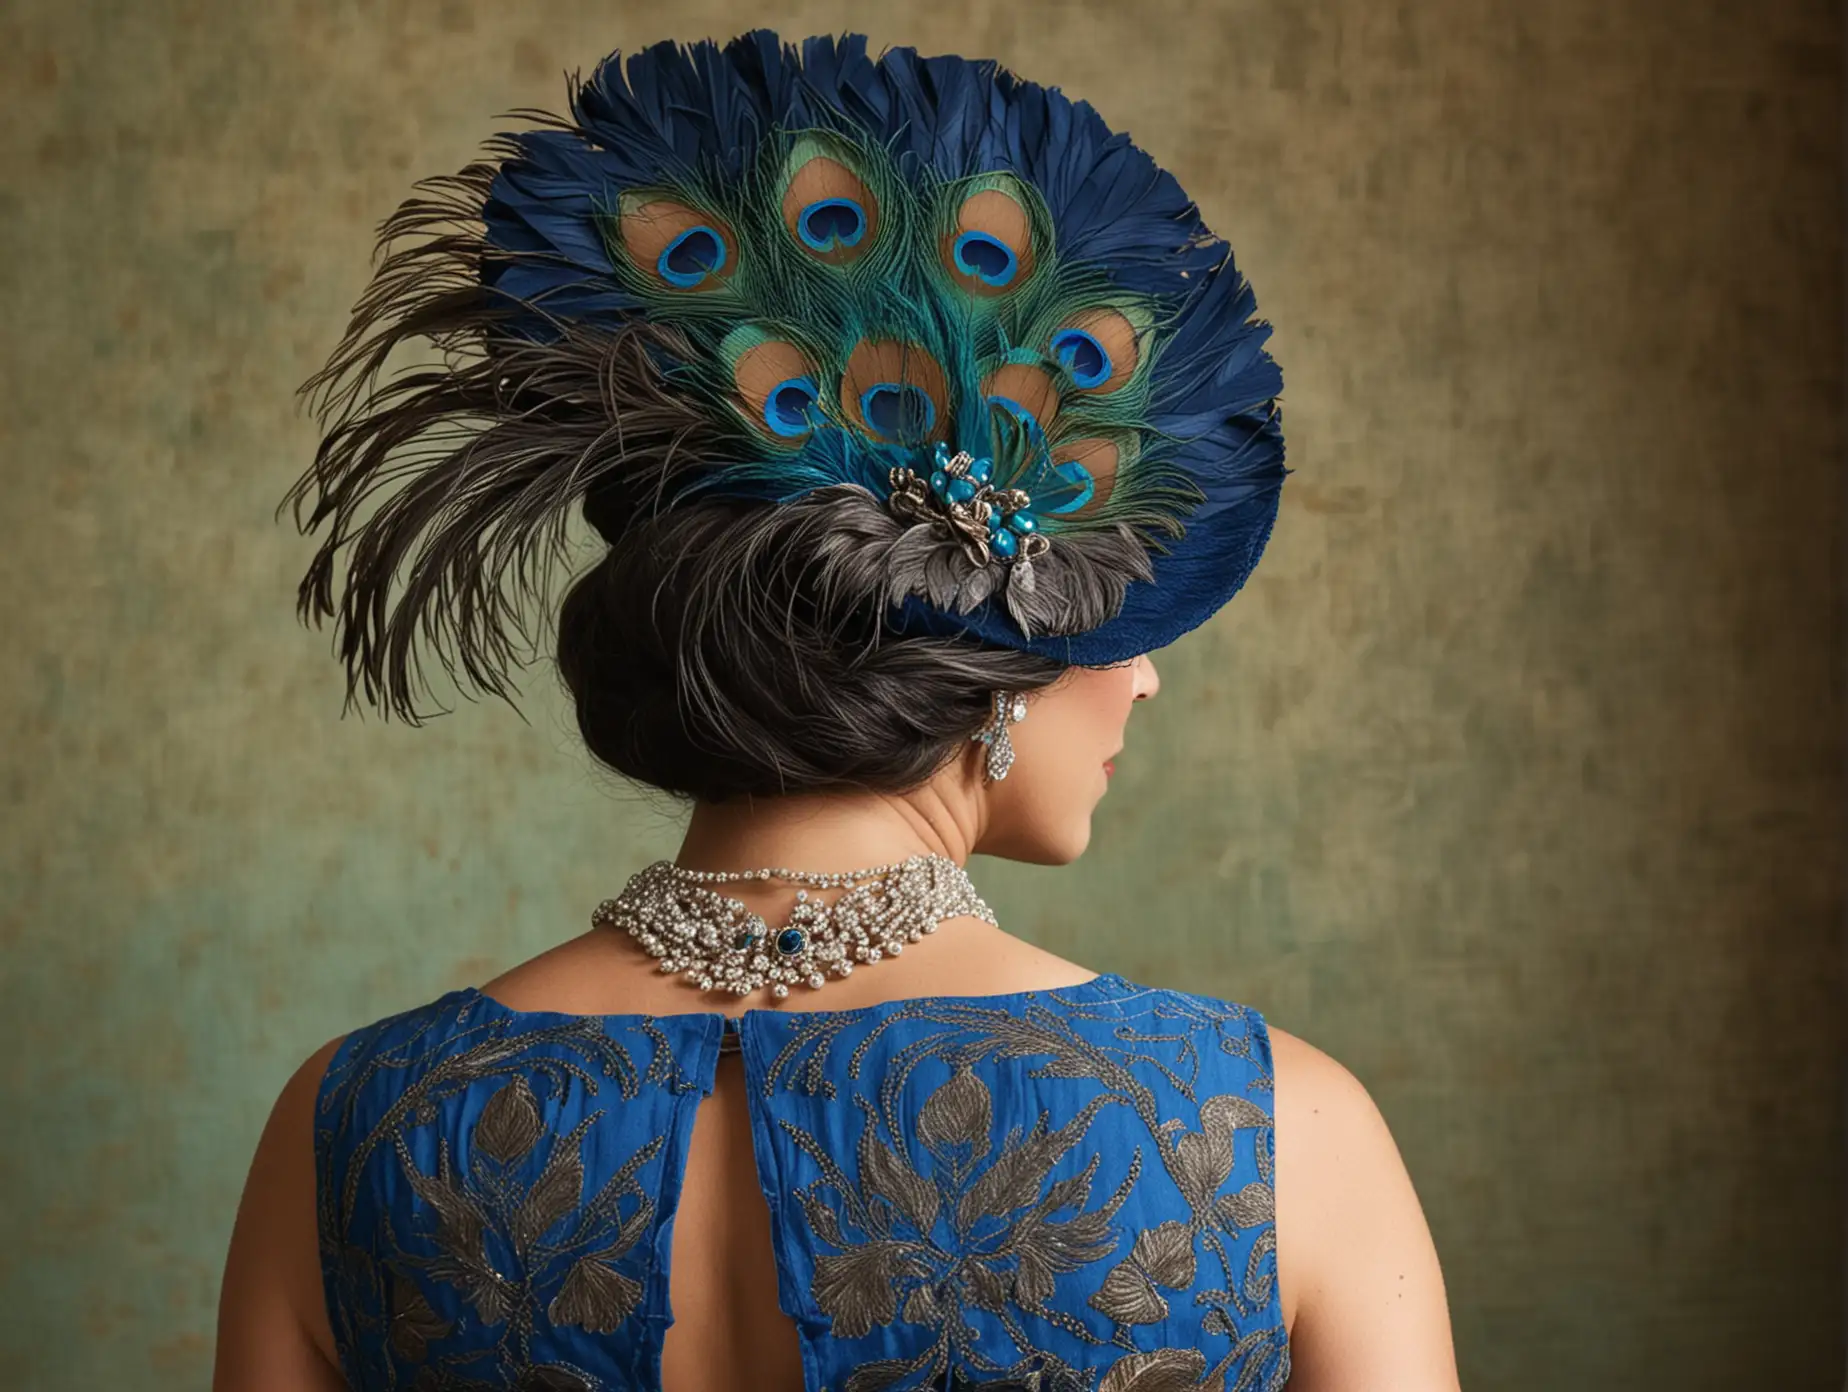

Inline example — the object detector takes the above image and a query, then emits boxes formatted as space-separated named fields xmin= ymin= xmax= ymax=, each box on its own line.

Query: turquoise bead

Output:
xmin=968 ymin=456 xmax=994 ymax=484
xmin=1008 ymin=511 xmax=1038 ymax=535
xmin=990 ymin=528 xmax=1018 ymax=558
xmin=930 ymin=469 xmax=949 ymax=495
xmin=947 ymin=477 xmax=977 ymax=503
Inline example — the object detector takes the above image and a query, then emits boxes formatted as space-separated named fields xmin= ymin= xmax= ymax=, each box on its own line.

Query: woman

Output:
xmin=215 ymin=30 xmax=1461 ymax=1392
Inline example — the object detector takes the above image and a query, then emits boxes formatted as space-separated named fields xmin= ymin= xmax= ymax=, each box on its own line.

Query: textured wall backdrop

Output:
xmin=1 ymin=1 xmax=1841 ymax=1388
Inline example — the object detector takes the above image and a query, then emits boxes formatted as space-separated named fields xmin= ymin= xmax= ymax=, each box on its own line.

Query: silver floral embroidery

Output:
xmin=315 ymin=1003 xmax=701 ymax=1390
xmin=757 ymin=985 xmax=1291 ymax=1392
xmin=317 ymin=984 xmax=1290 ymax=1392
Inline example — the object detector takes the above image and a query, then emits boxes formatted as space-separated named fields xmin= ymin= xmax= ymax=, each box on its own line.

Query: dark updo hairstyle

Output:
xmin=559 ymin=489 xmax=1067 ymax=802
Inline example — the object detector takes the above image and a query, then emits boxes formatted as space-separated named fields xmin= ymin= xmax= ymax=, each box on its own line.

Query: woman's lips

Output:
xmin=1104 ymin=759 xmax=1116 ymax=776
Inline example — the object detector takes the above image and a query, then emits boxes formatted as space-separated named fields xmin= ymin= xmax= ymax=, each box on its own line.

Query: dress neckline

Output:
xmin=456 ymin=970 xmax=1130 ymax=1028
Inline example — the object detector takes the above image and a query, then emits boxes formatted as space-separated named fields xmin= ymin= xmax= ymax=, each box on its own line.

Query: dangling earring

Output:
xmin=973 ymin=690 xmax=1029 ymax=782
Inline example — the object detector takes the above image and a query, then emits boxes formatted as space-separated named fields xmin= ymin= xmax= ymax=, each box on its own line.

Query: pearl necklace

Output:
xmin=591 ymin=855 xmax=996 ymax=999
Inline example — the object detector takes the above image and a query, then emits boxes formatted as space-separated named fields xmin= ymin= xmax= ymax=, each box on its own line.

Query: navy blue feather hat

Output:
xmin=286 ymin=30 xmax=1288 ymax=716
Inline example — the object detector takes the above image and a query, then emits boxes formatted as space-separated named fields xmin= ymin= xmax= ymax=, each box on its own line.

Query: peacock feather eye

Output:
xmin=840 ymin=340 xmax=949 ymax=445
xmin=616 ymin=192 xmax=739 ymax=291
xmin=981 ymin=362 xmax=1061 ymax=432
xmin=721 ymin=326 xmax=823 ymax=444
xmin=778 ymin=134 xmax=880 ymax=266
xmin=939 ymin=177 xmax=1037 ymax=297
xmin=1048 ymin=308 xmax=1143 ymax=393
xmin=1038 ymin=437 xmax=1128 ymax=521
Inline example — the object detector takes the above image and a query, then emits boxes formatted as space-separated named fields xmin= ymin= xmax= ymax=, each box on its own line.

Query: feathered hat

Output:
xmin=285 ymin=29 xmax=1289 ymax=717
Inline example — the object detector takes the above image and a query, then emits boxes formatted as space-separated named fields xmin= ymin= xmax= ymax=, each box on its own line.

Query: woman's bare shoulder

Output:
xmin=1263 ymin=1022 xmax=1462 ymax=1391
xmin=213 ymin=1035 xmax=349 ymax=1390
xmin=1267 ymin=1021 xmax=1372 ymax=1119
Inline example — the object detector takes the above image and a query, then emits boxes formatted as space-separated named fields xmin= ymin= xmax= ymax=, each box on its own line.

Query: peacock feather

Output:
xmin=285 ymin=30 xmax=1288 ymax=718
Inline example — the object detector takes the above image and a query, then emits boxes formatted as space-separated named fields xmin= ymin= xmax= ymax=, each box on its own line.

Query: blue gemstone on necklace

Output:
xmin=732 ymin=930 xmax=757 ymax=951
xmin=775 ymin=927 xmax=806 ymax=956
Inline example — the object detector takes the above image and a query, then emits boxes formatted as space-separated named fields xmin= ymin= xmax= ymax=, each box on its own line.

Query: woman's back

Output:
xmin=311 ymin=954 xmax=1291 ymax=1392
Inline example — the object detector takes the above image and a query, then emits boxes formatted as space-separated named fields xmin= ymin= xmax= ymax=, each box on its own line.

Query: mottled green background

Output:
xmin=1 ymin=1 xmax=1840 ymax=1387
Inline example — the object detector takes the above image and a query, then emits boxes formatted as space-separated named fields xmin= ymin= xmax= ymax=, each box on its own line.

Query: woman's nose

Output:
xmin=1133 ymin=653 xmax=1160 ymax=700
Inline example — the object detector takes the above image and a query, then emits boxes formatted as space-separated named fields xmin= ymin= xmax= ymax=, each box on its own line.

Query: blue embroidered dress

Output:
xmin=314 ymin=973 xmax=1292 ymax=1392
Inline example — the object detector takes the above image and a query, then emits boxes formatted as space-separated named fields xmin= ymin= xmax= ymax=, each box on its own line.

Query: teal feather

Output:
xmin=582 ymin=125 xmax=1188 ymax=550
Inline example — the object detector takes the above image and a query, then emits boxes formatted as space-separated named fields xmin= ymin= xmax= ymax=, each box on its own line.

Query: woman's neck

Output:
xmin=674 ymin=784 xmax=978 ymax=875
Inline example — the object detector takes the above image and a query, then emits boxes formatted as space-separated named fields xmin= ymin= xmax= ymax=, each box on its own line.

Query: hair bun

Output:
xmin=556 ymin=498 xmax=1062 ymax=798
